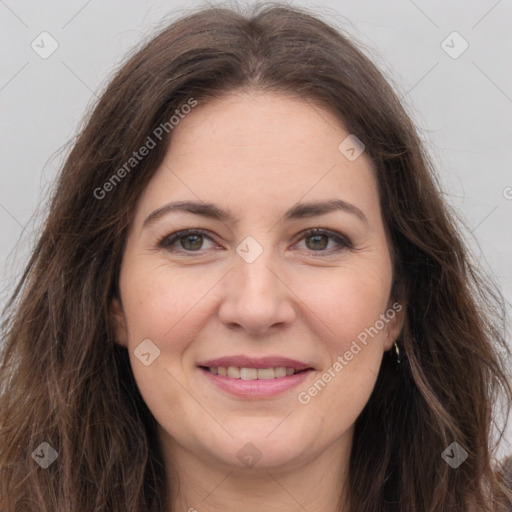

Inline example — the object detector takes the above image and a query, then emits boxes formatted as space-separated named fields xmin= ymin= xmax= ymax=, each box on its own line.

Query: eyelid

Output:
xmin=158 ymin=228 xmax=217 ymax=250
xmin=158 ymin=227 xmax=353 ymax=255
xmin=289 ymin=228 xmax=353 ymax=257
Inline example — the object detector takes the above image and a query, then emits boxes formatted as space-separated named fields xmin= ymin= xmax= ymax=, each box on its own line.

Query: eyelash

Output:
xmin=157 ymin=228 xmax=353 ymax=257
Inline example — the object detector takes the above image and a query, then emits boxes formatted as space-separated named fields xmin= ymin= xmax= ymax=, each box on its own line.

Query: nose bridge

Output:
xmin=234 ymin=238 xmax=283 ymax=305
xmin=217 ymin=236 xmax=296 ymax=333
xmin=238 ymin=247 xmax=279 ymax=297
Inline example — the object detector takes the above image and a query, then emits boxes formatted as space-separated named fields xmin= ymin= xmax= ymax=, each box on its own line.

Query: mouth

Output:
xmin=196 ymin=356 xmax=315 ymax=398
xmin=199 ymin=366 xmax=310 ymax=379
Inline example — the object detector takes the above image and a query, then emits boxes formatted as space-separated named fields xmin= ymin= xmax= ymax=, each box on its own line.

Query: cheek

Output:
xmin=295 ymin=260 xmax=392 ymax=347
xmin=119 ymin=262 xmax=218 ymax=433
xmin=121 ymin=261 xmax=220 ymax=345
xmin=292 ymin=263 xmax=392 ymax=432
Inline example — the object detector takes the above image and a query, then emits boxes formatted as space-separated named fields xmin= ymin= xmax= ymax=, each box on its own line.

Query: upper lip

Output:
xmin=197 ymin=356 xmax=313 ymax=371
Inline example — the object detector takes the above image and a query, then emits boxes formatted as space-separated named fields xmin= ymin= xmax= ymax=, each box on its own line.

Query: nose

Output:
xmin=217 ymin=247 xmax=297 ymax=336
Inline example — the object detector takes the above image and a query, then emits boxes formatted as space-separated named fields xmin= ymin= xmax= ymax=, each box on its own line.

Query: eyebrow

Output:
xmin=143 ymin=199 xmax=368 ymax=228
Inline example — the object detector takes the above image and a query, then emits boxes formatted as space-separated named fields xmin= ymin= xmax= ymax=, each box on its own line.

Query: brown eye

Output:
xmin=159 ymin=229 xmax=216 ymax=253
xmin=294 ymin=228 xmax=353 ymax=254
xmin=180 ymin=234 xmax=204 ymax=251
xmin=305 ymin=234 xmax=329 ymax=251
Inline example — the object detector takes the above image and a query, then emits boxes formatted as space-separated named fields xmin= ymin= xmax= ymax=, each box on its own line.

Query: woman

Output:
xmin=1 ymin=4 xmax=511 ymax=511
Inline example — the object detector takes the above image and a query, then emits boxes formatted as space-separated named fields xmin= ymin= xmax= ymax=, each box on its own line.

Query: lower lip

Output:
xmin=199 ymin=367 xmax=313 ymax=398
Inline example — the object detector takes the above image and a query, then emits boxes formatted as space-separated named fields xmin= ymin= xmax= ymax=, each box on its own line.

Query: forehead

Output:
xmin=135 ymin=91 xmax=379 ymax=225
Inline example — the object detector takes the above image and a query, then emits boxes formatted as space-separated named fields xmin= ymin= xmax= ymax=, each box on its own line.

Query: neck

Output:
xmin=160 ymin=430 xmax=352 ymax=512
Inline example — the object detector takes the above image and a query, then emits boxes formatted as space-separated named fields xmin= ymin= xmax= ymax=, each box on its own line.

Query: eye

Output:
xmin=293 ymin=228 xmax=353 ymax=254
xmin=158 ymin=227 xmax=353 ymax=256
xmin=158 ymin=229 xmax=217 ymax=253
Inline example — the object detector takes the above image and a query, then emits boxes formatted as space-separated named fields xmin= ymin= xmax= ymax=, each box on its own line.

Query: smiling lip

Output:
xmin=197 ymin=356 xmax=312 ymax=370
xmin=197 ymin=356 xmax=314 ymax=399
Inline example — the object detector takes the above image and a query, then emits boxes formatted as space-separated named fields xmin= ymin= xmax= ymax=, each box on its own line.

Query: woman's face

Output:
xmin=112 ymin=91 xmax=402 ymax=473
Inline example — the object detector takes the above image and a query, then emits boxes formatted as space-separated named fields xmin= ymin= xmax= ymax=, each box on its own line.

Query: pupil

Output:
xmin=307 ymin=234 xmax=327 ymax=250
xmin=182 ymin=234 xmax=203 ymax=250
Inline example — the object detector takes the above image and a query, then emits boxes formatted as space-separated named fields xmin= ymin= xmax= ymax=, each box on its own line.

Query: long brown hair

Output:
xmin=1 ymin=3 xmax=511 ymax=511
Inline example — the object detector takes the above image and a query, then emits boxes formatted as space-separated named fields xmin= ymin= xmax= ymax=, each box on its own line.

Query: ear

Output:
xmin=110 ymin=297 xmax=128 ymax=348
xmin=383 ymin=300 xmax=405 ymax=351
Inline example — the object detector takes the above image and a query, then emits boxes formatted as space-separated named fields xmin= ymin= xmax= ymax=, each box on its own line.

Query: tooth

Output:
xmin=227 ymin=366 xmax=240 ymax=379
xmin=240 ymin=367 xmax=258 ymax=380
xmin=257 ymin=368 xmax=275 ymax=380
xmin=274 ymin=367 xmax=286 ymax=378
xmin=211 ymin=365 xmax=303 ymax=379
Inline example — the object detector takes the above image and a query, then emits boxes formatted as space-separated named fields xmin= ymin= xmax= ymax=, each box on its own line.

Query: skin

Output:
xmin=111 ymin=90 xmax=403 ymax=511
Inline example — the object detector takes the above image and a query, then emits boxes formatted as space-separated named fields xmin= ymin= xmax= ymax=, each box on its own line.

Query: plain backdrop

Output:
xmin=1 ymin=0 xmax=511 ymax=458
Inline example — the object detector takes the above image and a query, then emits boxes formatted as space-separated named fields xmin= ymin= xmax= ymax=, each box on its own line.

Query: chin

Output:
xmin=194 ymin=425 xmax=315 ymax=472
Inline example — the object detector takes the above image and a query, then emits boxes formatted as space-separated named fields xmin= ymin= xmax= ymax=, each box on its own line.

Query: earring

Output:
xmin=394 ymin=341 xmax=401 ymax=364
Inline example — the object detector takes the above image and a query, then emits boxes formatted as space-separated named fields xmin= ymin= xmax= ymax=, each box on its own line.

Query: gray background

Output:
xmin=1 ymin=0 xmax=511 ymax=458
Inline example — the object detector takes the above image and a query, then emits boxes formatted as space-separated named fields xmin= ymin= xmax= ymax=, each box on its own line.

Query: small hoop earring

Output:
xmin=394 ymin=341 xmax=401 ymax=364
